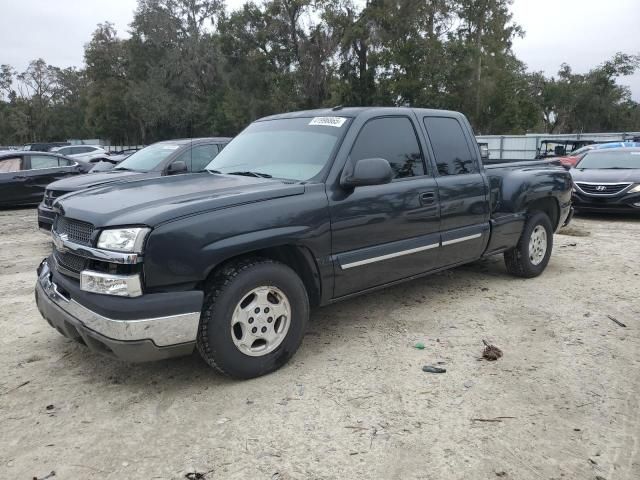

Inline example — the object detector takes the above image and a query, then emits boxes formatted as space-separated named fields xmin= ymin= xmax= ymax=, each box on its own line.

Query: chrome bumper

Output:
xmin=36 ymin=261 xmax=200 ymax=347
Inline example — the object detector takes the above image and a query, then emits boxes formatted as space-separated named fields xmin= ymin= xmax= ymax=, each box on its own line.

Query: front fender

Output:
xmin=143 ymin=185 xmax=332 ymax=292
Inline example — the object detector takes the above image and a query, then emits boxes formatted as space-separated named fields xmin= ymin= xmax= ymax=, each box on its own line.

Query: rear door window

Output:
xmin=29 ymin=155 xmax=60 ymax=170
xmin=0 ymin=157 xmax=22 ymax=173
xmin=423 ymin=117 xmax=478 ymax=175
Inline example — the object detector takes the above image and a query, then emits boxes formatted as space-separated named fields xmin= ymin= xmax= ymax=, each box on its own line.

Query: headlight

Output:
xmin=629 ymin=184 xmax=640 ymax=194
xmin=80 ymin=271 xmax=142 ymax=297
xmin=97 ymin=227 xmax=150 ymax=253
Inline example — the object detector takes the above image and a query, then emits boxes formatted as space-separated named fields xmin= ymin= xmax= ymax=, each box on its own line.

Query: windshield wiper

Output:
xmin=113 ymin=167 xmax=136 ymax=172
xmin=228 ymin=171 xmax=273 ymax=178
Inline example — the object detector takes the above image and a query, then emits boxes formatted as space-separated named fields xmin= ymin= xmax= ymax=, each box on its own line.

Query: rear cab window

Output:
xmin=423 ymin=117 xmax=478 ymax=175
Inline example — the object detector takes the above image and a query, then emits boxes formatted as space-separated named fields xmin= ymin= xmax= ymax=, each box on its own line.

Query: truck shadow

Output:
xmin=46 ymin=254 xmax=508 ymax=389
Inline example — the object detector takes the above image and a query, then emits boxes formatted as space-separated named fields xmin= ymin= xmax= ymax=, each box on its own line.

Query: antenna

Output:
xmin=332 ymin=105 xmax=343 ymax=111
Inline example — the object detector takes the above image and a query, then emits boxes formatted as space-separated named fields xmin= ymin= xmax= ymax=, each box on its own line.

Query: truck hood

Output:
xmin=48 ymin=170 xmax=158 ymax=192
xmin=571 ymin=168 xmax=640 ymax=184
xmin=56 ymin=173 xmax=305 ymax=228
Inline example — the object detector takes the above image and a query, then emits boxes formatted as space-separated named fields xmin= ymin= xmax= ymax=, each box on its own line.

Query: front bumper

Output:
xmin=37 ymin=203 xmax=55 ymax=232
xmin=572 ymin=192 xmax=640 ymax=213
xmin=35 ymin=259 xmax=202 ymax=362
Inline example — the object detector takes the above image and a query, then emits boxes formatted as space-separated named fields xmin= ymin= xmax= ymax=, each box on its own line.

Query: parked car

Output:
xmin=37 ymin=137 xmax=231 ymax=230
xmin=0 ymin=151 xmax=89 ymax=207
xmin=88 ymin=148 xmax=141 ymax=173
xmin=571 ymin=147 xmax=640 ymax=213
xmin=23 ymin=142 xmax=70 ymax=152
xmin=35 ymin=107 xmax=572 ymax=378
xmin=558 ymin=141 xmax=640 ymax=168
xmin=51 ymin=145 xmax=110 ymax=163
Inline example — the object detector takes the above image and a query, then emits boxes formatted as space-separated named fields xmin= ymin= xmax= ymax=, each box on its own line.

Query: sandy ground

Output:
xmin=0 ymin=208 xmax=638 ymax=480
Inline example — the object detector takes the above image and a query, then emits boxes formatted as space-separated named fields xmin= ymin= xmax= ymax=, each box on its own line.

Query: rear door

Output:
xmin=0 ymin=155 xmax=27 ymax=205
xmin=329 ymin=115 xmax=441 ymax=297
xmin=421 ymin=115 xmax=489 ymax=265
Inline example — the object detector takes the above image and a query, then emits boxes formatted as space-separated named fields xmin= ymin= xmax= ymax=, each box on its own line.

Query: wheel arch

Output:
xmin=199 ymin=244 xmax=322 ymax=307
xmin=526 ymin=197 xmax=560 ymax=231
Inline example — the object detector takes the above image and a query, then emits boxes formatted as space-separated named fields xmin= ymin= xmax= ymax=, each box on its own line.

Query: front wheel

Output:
xmin=196 ymin=258 xmax=309 ymax=379
xmin=504 ymin=211 xmax=553 ymax=278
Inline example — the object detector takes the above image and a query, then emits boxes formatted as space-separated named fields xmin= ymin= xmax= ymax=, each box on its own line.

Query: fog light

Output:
xmin=80 ymin=271 xmax=142 ymax=297
xmin=634 ymin=202 xmax=640 ymax=207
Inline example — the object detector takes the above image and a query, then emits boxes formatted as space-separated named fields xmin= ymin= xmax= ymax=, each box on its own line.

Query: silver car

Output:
xmin=51 ymin=145 xmax=109 ymax=163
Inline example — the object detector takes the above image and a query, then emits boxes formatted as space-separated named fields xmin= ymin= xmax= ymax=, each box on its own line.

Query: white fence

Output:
xmin=476 ymin=132 xmax=640 ymax=160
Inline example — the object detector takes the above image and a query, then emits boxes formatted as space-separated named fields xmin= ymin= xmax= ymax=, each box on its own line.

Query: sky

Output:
xmin=0 ymin=0 xmax=638 ymax=100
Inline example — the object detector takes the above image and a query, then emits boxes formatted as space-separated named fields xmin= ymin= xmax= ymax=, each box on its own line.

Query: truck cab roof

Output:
xmin=259 ymin=106 xmax=467 ymax=122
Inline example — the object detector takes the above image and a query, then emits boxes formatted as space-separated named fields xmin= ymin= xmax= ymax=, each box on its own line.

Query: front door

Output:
xmin=329 ymin=115 xmax=441 ymax=298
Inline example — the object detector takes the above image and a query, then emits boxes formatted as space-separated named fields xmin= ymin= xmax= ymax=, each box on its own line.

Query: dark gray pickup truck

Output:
xmin=35 ymin=107 xmax=572 ymax=378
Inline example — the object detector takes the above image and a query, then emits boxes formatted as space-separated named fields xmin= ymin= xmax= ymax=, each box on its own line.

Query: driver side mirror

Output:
xmin=167 ymin=161 xmax=188 ymax=175
xmin=340 ymin=158 xmax=394 ymax=188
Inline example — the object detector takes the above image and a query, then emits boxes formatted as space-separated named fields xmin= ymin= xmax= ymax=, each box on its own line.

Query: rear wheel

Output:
xmin=504 ymin=211 xmax=553 ymax=278
xmin=196 ymin=258 xmax=309 ymax=379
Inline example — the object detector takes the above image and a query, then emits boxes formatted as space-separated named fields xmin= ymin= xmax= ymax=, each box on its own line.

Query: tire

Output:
xmin=504 ymin=211 xmax=554 ymax=278
xmin=196 ymin=258 xmax=309 ymax=379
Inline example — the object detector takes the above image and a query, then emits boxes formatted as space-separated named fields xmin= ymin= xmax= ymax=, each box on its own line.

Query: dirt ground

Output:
xmin=0 ymin=208 xmax=638 ymax=480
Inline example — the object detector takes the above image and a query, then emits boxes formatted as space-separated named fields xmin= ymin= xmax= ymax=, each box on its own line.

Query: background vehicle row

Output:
xmin=37 ymin=137 xmax=231 ymax=230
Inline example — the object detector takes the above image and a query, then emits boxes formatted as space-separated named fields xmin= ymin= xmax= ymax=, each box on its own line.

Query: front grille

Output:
xmin=576 ymin=182 xmax=631 ymax=196
xmin=54 ymin=250 xmax=88 ymax=274
xmin=54 ymin=216 xmax=94 ymax=246
xmin=44 ymin=190 xmax=68 ymax=207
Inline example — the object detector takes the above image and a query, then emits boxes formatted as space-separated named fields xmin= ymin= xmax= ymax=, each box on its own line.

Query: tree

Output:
xmin=0 ymin=0 xmax=638 ymax=146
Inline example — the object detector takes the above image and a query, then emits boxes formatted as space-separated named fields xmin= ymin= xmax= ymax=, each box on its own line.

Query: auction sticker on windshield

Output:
xmin=161 ymin=145 xmax=180 ymax=150
xmin=309 ymin=117 xmax=347 ymax=128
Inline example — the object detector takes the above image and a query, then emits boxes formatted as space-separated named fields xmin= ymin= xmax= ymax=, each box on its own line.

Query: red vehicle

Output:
xmin=557 ymin=145 xmax=595 ymax=168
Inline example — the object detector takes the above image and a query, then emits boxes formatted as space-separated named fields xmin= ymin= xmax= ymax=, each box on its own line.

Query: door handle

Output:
xmin=419 ymin=192 xmax=435 ymax=205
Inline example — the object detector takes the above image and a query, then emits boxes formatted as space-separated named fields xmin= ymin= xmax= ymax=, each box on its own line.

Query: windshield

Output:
xmin=206 ymin=117 xmax=350 ymax=181
xmin=114 ymin=143 xmax=182 ymax=172
xmin=577 ymin=150 xmax=640 ymax=169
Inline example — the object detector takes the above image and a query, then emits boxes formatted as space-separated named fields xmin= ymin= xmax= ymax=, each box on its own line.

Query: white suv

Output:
xmin=51 ymin=145 xmax=108 ymax=163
